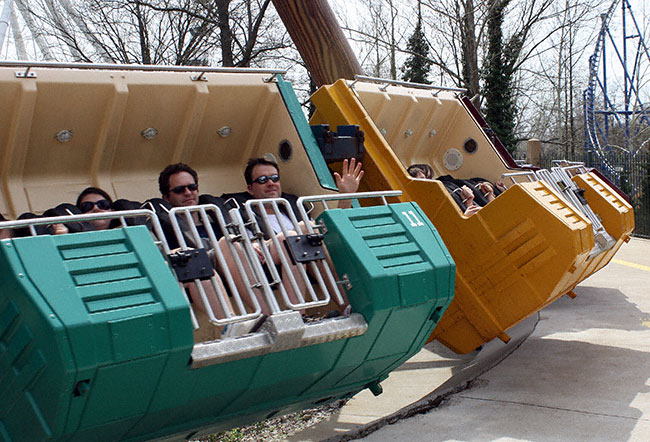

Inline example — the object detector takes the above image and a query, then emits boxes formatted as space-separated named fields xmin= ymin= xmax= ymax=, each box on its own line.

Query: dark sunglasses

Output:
xmin=170 ymin=183 xmax=199 ymax=194
xmin=252 ymin=174 xmax=280 ymax=185
xmin=80 ymin=199 xmax=111 ymax=213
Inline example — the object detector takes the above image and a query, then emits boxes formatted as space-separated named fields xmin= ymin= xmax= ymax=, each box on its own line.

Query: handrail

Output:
xmin=351 ymin=75 xmax=467 ymax=93
xmin=0 ymin=208 xmax=169 ymax=251
xmin=501 ymin=171 xmax=536 ymax=183
xmin=296 ymin=190 xmax=402 ymax=224
xmin=0 ymin=60 xmax=286 ymax=75
xmin=551 ymin=160 xmax=584 ymax=166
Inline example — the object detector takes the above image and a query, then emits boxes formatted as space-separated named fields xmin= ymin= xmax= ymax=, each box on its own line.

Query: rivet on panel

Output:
xmin=405 ymin=129 xmax=413 ymax=137
xmin=18 ymin=273 xmax=24 ymax=278
xmin=429 ymin=129 xmax=437 ymax=137
xmin=55 ymin=130 xmax=73 ymax=143
xmin=141 ymin=127 xmax=158 ymax=140
xmin=217 ymin=126 xmax=232 ymax=137
xmin=380 ymin=128 xmax=387 ymax=136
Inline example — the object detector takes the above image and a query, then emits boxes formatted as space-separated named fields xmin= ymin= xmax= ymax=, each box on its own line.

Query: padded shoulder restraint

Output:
xmin=439 ymin=175 xmax=490 ymax=207
xmin=112 ymin=199 xmax=145 ymax=227
xmin=470 ymin=177 xmax=503 ymax=197
xmin=142 ymin=198 xmax=199 ymax=250
xmin=16 ymin=211 xmax=50 ymax=236
xmin=436 ymin=176 xmax=467 ymax=211
xmin=198 ymin=194 xmax=237 ymax=239
xmin=43 ymin=203 xmax=94 ymax=233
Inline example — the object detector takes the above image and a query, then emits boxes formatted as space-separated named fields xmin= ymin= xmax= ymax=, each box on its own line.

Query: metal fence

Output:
xmin=531 ymin=151 xmax=650 ymax=239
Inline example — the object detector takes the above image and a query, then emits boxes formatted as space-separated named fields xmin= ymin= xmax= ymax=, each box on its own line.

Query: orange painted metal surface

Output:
xmin=310 ymin=80 xmax=600 ymax=353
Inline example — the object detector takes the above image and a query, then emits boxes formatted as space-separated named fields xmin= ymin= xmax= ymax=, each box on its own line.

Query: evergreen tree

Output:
xmin=483 ymin=0 xmax=517 ymax=153
xmin=402 ymin=6 xmax=431 ymax=84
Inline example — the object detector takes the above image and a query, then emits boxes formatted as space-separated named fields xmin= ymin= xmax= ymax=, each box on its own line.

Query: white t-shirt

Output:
xmin=247 ymin=210 xmax=294 ymax=238
xmin=267 ymin=211 xmax=294 ymax=234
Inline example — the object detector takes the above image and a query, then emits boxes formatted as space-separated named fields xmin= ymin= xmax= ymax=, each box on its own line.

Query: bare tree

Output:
xmin=337 ymin=0 xmax=407 ymax=80
xmin=16 ymin=0 xmax=292 ymax=67
xmin=516 ymin=0 xmax=606 ymax=156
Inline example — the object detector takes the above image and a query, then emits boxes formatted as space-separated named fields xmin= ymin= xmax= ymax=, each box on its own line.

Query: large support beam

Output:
xmin=271 ymin=0 xmax=364 ymax=86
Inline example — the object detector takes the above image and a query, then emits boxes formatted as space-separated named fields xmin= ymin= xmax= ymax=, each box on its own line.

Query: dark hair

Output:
xmin=158 ymin=163 xmax=199 ymax=196
xmin=244 ymin=157 xmax=279 ymax=185
xmin=76 ymin=187 xmax=113 ymax=208
xmin=407 ymin=164 xmax=434 ymax=180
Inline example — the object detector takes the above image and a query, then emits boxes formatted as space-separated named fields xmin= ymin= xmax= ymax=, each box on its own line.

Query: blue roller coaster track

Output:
xmin=583 ymin=0 xmax=650 ymax=188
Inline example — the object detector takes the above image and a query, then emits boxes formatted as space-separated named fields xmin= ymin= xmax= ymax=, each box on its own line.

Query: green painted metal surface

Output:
xmin=0 ymin=205 xmax=454 ymax=441
xmin=275 ymin=74 xmax=338 ymax=191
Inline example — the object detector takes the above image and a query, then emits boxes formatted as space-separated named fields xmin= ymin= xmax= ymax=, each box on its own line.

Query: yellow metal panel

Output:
xmin=311 ymin=80 xmax=595 ymax=353
xmin=571 ymin=172 xmax=635 ymax=278
xmin=347 ymin=81 xmax=517 ymax=183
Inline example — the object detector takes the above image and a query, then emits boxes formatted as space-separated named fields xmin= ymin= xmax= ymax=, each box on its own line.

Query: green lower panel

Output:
xmin=0 ymin=203 xmax=455 ymax=442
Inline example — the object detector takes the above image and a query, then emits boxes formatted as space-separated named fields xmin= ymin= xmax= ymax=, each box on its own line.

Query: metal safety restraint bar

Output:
xmin=244 ymin=198 xmax=331 ymax=312
xmin=0 ymin=209 xmax=168 ymax=250
xmin=168 ymin=204 xmax=264 ymax=327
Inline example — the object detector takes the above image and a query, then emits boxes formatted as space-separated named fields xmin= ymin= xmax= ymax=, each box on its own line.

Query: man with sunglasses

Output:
xmin=159 ymin=163 xmax=201 ymax=210
xmin=228 ymin=156 xmax=362 ymax=316
xmin=158 ymin=163 xmax=245 ymax=339
xmin=241 ymin=156 xmax=363 ymax=236
xmin=159 ymin=163 xmax=226 ymax=243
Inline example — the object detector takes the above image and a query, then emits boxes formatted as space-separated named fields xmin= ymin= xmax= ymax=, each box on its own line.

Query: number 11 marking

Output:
xmin=402 ymin=210 xmax=424 ymax=227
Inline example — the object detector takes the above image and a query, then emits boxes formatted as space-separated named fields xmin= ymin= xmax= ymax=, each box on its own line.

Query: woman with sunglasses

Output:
xmin=76 ymin=187 xmax=114 ymax=230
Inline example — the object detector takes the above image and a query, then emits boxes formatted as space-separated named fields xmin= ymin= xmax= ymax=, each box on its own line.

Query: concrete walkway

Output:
xmin=288 ymin=237 xmax=650 ymax=442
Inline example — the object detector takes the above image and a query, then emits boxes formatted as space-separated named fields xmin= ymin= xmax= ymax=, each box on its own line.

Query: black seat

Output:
xmin=437 ymin=175 xmax=491 ymax=208
xmin=436 ymin=176 xmax=468 ymax=211
xmin=14 ymin=204 xmax=92 ymax=236
xmin=198 ymin=194 xmax=238 ymax=240
xmin=14 ymin=212 xmax=45 ymax=236
xmin=112 ymin=199 xmax=146 ymax=226
xmin=469 ymin=177 xmax=504 ymax=197
xmin=142 ymin=198 xmax=201 ymax=250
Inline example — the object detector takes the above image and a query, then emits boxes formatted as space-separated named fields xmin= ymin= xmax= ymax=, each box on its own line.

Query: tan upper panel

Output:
xmin=0 ymin=66 xmax=330 ymax=219
xmin=191 ymin=77 xmax=309 ymax=196
xmin=351 ymin=82 xmax=512 ymax=183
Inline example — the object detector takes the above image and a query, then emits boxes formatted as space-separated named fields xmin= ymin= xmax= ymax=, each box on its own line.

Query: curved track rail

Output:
xmin=583 ymin=0 xmax=650 ymax=189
